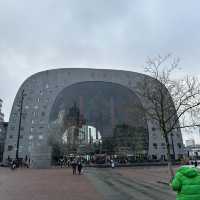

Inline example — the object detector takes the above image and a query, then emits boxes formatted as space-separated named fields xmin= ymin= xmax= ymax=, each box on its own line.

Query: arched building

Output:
xmin=3 ymin=69 xmax=184 ymax=168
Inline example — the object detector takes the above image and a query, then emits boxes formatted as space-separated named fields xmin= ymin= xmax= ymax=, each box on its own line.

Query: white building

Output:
xmin=185 ymin=139 xmax=195 ymax=147
xmin=62 ymin=125 xmax=102 ymax=145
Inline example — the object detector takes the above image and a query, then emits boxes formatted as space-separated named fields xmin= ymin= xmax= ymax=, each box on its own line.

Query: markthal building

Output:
xmin=3 ymin=69 xmax=184 ymax=168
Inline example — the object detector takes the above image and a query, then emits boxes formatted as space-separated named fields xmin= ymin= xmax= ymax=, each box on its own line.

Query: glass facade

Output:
xmin=49 ymin=81 xmax=149 ymax=164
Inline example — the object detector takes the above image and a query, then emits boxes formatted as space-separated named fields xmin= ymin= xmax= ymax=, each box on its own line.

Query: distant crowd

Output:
xmin=6 ymin=155 xmax=30 ymax=169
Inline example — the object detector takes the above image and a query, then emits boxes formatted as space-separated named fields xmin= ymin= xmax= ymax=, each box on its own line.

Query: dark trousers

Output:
xmin=73 ymin=167 xmax=76 ymax=175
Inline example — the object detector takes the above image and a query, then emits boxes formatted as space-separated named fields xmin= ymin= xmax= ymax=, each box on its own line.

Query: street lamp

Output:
xmin=16 ymin=89 xmax=26 ymax=160
xmin=170 ymin=132 xmax=175 ymax=160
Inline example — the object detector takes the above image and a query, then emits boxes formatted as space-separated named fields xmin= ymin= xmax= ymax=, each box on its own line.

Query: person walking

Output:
xmin=67 ymin=159 xmax=70 ymax=167
xmin=111 ymin=160 xmax=115 ymax=169
xmin=77 ymin=161 xmax=83 ymax=175
xmin=171 ymin=166 xmax=200 ymax=200
xmin=71 ymin=160 xmax=77 ymax=175
xmin=194 ymin=160 xmax=198 ymax=168
xmin=59 ymin=157 xmax=64 ymax=168
xmin=10 ymin=159 xmax=17 ymax=170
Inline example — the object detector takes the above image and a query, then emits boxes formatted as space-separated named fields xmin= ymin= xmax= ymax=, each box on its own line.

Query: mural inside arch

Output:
xmin=49 ymin=81 xmax=149 ymax=164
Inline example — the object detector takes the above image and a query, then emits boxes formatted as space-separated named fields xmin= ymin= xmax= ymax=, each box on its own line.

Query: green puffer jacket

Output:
xmin=171 ymin=166 xmax=200 ymax=200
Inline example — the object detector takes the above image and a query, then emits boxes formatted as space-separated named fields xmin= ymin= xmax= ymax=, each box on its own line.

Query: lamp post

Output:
xmin=16 ymin=89 xmax=26 ymax=160
xmin=171 ymin=132 xmax=175 ymax=160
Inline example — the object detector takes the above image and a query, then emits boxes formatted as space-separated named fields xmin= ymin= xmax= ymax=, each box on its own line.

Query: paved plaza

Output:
xmin=0 ymin=167 xmax=103 ymax=200
xmin=87 ymin=166 xmax=176 ymax=200
xmin=0 ymin=166 xmax=177 ymax=200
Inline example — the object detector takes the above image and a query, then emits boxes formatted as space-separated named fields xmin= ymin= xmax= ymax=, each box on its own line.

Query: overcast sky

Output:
xmin=0 ymin=0 xmax=200 ymax=142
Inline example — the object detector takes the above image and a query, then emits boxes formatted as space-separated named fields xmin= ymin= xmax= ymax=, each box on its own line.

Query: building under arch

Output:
xmin=3 ymin=68 xmax=184 ymax=168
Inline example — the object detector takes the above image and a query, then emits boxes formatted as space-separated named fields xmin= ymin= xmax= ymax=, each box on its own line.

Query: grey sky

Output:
xmin=0 ymin=0 xmax=200 ymax=126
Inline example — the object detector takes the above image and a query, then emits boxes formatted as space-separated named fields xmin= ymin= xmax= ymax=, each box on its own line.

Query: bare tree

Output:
xmin=138 ymin=54 xmax=200 ymax=180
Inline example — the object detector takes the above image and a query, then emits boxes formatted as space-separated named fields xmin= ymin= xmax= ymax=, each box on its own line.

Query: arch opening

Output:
xmin=48 ymin=81 xmax=149 ymax=165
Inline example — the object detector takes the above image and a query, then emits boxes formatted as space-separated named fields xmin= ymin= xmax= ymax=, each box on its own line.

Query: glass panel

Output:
xmin=49 ymin=81 xmax=149 ymax=165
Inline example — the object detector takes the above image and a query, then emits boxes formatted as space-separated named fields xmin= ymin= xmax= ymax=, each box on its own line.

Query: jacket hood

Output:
xmin=178 ymin=166 xmax=198 ymax=178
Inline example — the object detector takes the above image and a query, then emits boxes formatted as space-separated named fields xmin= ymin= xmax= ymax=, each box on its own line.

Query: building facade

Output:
xmin=185 ymin=145 xmax=200 ymax=160
xmin=0 ymin=99 xmax=4 ymax=122
xmin=0 ymin=99 xmax=7 ymax=162
xmin=3 ymin=68 xmax=184 ymax=168
xmin=185 ymin=139 xmax=195 ymax=147
xmin=0 ymin=122 xmax=8 ymax=162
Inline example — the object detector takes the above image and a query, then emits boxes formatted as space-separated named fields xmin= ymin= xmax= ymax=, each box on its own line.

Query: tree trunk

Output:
xmin=165 ymin=134 xmax=175 ymax=181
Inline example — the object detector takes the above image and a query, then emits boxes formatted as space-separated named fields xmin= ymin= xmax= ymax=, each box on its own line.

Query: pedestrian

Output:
xmin=194 ymin=160 xmax=198 ymax=168
xmin=77 ymin=161 xmax=82 ymax=175
xmin=171 ymin=166 xmax=200 ymax=200
xmin=59 ymin=157 xmax=64 ymax=168
xmin=111 ymin=160 xmax=115 ymax=169
xmin=67 ymin=159 xmax=70 ymax=167
xmin=25 ymin=155 xmax=28 ymax=163
xmin=23 ymin=156 xmax=29 ymax=168
xmin=71 ymin=160 xmax=77 ymax=175
xmin=28 ymin=158 xmax=31 ymax=166
xmin=10 ymin=159 xmax=17 ymax=170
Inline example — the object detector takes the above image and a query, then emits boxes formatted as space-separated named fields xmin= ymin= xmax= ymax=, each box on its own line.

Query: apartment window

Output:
xmin=177 ymin=143 xmax=182 ymax=149
xmin=29 ymin=135 xmax=33 ymax=140
xmin=152 ymin=155 xmax=157 ymax=160
xmin=25 ymin=105 xmax=29 ymax=109
xmin=12 ymin=113 xmax=17 ymax=120
xmin=8 ymin=145 xmax=13 ymax=151
xmin=12 ymin=118 xmax=17 ymax=122
xmin=161 ymin=143 xmax=166 ymax=149
xmin=152 ymin=132 xmax=156 ymax=137
xmin=34 ymin=105 xmax=38 ymax=109
xmin=38 ymin=135 xmax=44 ymax=140
xmin=41 ymin=112 xmax=45 ymax=117
xmin=33 ymin=111 xmax=39 ymax=117
xmin=153 ymin=143 xmax=158 ymax=149
xmin=161 ymin=155 xmax=166 ymax=160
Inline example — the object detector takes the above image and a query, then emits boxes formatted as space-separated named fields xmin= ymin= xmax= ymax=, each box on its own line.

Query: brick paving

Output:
xmin=0 ymin=167 xmax=103 ymax=200
xmin=86 ymin=167 xmax=176 ymax=200
xmin=0 ymin=166 xmax=182 ymax=200
xmin=115 ymin=165 xmax=180 ymax=185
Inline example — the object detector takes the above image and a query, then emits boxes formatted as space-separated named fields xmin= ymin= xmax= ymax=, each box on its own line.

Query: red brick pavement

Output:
xmin=115 ymin=166 xmax=180 ymax=185
xmin=0 ymin=168 xmax=103 ymax=200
